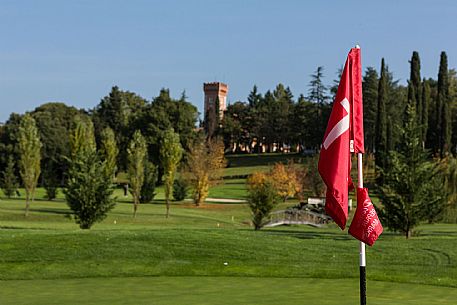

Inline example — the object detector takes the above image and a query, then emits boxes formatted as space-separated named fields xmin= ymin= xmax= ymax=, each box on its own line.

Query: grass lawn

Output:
xmin=0 ymin=151 xmax=454 ymax=304
xmin=0 ymin=195 xmax=456 ymax=304
xmin=1 ymin=276 xmax=457 ymax=305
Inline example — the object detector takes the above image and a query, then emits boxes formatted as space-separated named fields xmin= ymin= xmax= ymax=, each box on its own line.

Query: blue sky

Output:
xmin=1 ymin=0 xmax=457 ymax=122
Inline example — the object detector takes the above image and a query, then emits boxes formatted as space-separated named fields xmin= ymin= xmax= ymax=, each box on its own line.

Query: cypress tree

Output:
xmin=375 ymin=59 xmax=388 ymax=176
xmin=408 ymin=52 xmax=422 ymax=130
xmin=437 ymin=52 xmax=451 ymax=157
xmin=362 ymin=67 xmax=379 ymax=153
xmin=422 ymin=79 xmax=431 ymax=147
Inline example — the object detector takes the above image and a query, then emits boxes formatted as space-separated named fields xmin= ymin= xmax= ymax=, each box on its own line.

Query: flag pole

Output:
xmin=357 ymin=152 xmax=366 ymax=305
xmin=354 ymin=44 xmax=366 ymax=305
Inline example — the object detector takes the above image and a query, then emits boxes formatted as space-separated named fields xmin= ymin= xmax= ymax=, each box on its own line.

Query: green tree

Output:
xmin=65 ymin=117 xmax=116 ymax=229
xmin=18 ymin=114 xmax=42 ymax=216
xmin=247 ymin=172 xmax=280 ymax=230
xmin=160 ymin=128 xmax=183 ymax=218
xmin=100 ymin=127 xmax=118 ymax=180
xmin=1 ymin=156 xmax=18 ymax=198
xmin=307 ymin=66 xmax=329 ymax=105
xmin=32 ymin=102 xmax=83 ymax=187
xmin=127 ymin=131 xmax=147 ymax=217
xmin=173 ymin=177 xmax=188 ymax=201
xmin=362 ymin=67 xmax=379 ymax=153
xmin=437 ymin=52 xmax=451 ymax=157
xmin=422 ymin=79 xmax=431 ymax=147
xmin=93 ymin=86 xmax=146 ymax=171
xmin=375 ymin=58 xmax=388 ymax=178
xmin=379 ymin=105 xmax=447 ymax=238
xmin=408 ymin=52 xmax=423 ymax=133
xmin=140 ymin=160 xmax=158 ymax=203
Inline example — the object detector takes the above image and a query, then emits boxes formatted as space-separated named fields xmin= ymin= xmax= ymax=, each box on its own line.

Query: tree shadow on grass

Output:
xmin=261 ymin=227 xmax=352 ymax=241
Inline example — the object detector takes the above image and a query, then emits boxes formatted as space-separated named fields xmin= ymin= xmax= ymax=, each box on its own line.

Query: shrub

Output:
xmin=173 ymin=177 xmax=188 ymax=201
xmin=140 ymin=160 xmax=158 ymax=203
xmin=1 ymin=156 xmax=18 ymax=198
xmin=247 ymin=172 xmax=280 ymax=230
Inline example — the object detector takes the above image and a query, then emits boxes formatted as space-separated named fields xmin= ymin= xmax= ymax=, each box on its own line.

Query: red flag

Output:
xmin=318 ymin=48 xmax=364 ymax=229
xmin=349 ymin=188 xmax=383 ymax=246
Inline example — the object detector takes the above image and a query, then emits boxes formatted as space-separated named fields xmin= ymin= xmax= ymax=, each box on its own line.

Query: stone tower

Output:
xmin=203 ymin=82 xmax=228 ymax=122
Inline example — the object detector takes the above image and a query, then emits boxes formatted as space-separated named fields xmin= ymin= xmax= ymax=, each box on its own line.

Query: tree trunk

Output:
xmin=133 ymin=199 xmax=138 ymax=218
xmin=166 ymin=198 xmax=170 ymax=218
xmin=24 ymin=191 xmax=30 ymax=217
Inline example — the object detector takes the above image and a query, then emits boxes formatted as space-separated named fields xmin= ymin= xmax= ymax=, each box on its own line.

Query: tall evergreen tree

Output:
xmin=422 ymin=79 xmax=431 ymax=147
xmin=437 ymin=52 xmax=451 ymax=157
xmin=247 ymin=85 xmax=262 ymax=108
xmin=408 ymin=52 xmax=422 ymax=121
xmin=65 ymin=117 xmax=116 ymax=229
xmin=18 ymin=114 xmax=42 ymax=216
xmin=379 ymin=105 xmax=447 ymax=238
xmin=375 ymin=59 xmax=388 ymax=176
xmin=307 ymin=66 xmax=329 ymax=105
xmin=362 ymin=67 xmax=379 ymax=152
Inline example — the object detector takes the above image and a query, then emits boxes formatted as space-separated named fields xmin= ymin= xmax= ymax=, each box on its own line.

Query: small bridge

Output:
xmin=264 ymin=210 xmax=331 ymax=228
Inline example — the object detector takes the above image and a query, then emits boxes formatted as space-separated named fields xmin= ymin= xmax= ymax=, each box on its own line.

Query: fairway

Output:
xmin=1 ymin=193 xmax=456 ymax=304
xmin=1 ymin=277 xmax=457 ymax=305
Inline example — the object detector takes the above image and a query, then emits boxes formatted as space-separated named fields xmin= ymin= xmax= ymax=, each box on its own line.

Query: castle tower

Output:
xmin=203 ymin=82 xmax=228 ymax=122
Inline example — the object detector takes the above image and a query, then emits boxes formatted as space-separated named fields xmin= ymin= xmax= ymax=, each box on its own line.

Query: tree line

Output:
xmin=1 ymin=51 xmax=457 ymax=234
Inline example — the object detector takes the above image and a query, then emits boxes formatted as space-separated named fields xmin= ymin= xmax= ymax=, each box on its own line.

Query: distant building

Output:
xmin=203 ymin=82 xmax=228 ymax=136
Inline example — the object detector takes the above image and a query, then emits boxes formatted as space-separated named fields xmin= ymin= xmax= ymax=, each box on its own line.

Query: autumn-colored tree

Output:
xmin=269 ymin=162 xmax=301 ymax=202
xmin=186 ymin=136 xmax=226 ymax=206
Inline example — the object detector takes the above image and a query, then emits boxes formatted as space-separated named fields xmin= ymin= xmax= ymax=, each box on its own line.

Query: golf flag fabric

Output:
xmin=318 ymin=47 xmax=364 ymax=230
xmin=349 ymin=188 xmax=383 ymax=246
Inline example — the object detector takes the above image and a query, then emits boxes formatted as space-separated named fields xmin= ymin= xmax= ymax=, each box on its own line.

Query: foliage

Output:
xmin=247 ymin=172 xmax=279 ymax=230
xmin=92 ymin=86 xmax=146 ymax=172
xmin=31 ymin=103 xmax=83 ymax=186
xmin=437 ymin=52 xmax=451 ymax=157
xmin=160 ymin=128 xmax=183 ymax=217
xmin=133 ymin=89 xmax=197 ymax=167
xmin=173 ymin=176 xmax=188 ymax=201
xmin=1 ymin=156 xmax=18 ymax=198
xmin=140 ymin=160 xmax=158 ymax=203
xmin=186 ymin=136 xmax=226 ymax=206
xmin=304 ymin=155 xmax=325 ymax=197
xmin=307 ymin=66 xmax=329 ymax=104
xmin=100 ymin=127 xmax=118 ymax=179
xmin=18 ymin=114 xmax=42 ymax=216
xmin=44 ymin=184 xmax=58 ymax=201
xmin=362 ymin=67 xmax=379 ymax=152
xmin=64 ymin=117 xmax=116 ymax=229
xmin=127 ymin=131 xmax=147 ymax=217
xmin=268 ymin=162 xmax=301 ymax=202
xmin=375 ymin=58 xmax=388 ymax=178
xmin=378 ymin=106 xmax=447 ymax=238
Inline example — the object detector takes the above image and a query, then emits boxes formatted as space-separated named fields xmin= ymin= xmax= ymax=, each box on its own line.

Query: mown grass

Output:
xmin=0 ymin=199 xmax=456 ymax=285
xmin=0 ymin=153 xmax=455 ymax=304
xmin=2 ymin=276 xmax=457 ymax=305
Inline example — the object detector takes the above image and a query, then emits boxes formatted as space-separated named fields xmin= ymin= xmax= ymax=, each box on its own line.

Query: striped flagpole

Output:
xmin=357 ymin=152 xmax=366 ymax=305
